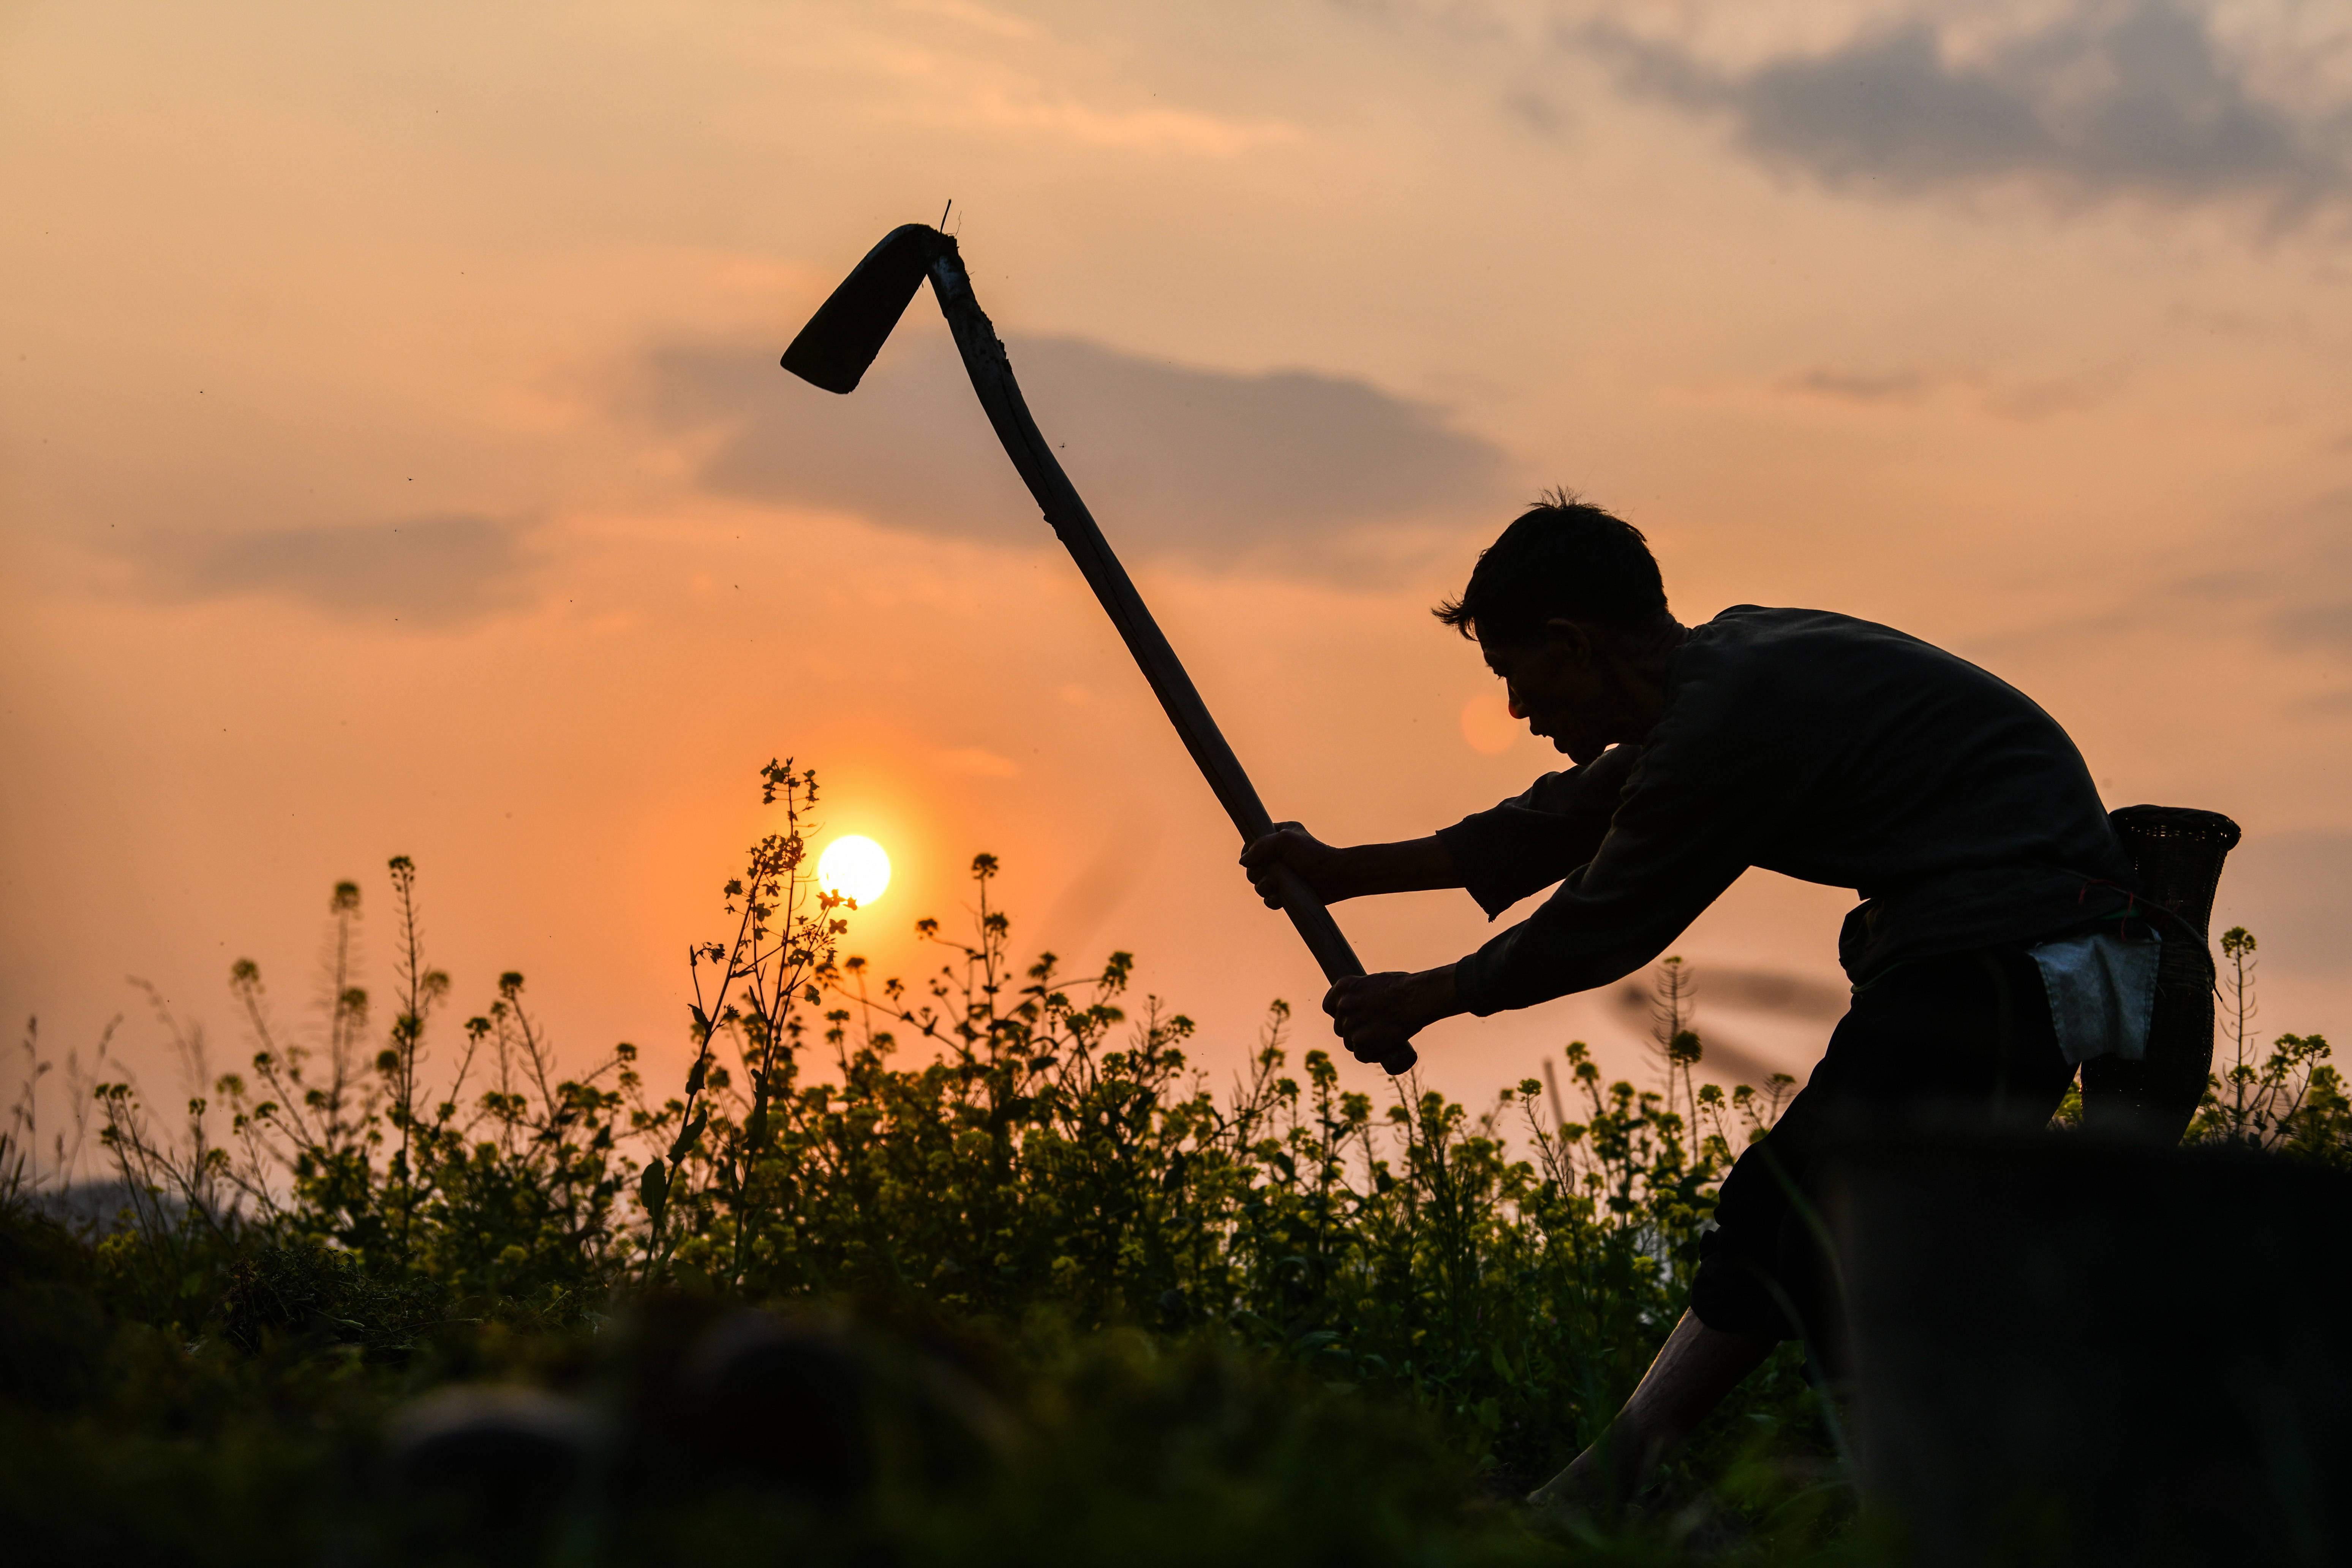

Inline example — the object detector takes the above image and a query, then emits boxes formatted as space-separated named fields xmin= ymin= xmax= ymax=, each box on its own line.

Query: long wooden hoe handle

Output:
xmin=924 ymin=242 xmax=1416 ymax=1076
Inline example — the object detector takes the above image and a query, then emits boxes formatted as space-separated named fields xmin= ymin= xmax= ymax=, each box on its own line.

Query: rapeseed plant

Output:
xmin=5 ymin=759 xmax=2335 ymax=1563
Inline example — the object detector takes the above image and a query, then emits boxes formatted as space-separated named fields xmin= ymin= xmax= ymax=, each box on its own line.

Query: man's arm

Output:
xmin=1241 ymin=745 xmax=1643 ymax=915
xmin=1239 ymin=745 xmax=1657 ymax=1064
xmin=1238 ymin=826 xmax=1464 ymax=908
xmin=1439 ymin=743 xmax=1641 ymax=917
xmin=1451 ymin=727 xmax=1752 ymax=1017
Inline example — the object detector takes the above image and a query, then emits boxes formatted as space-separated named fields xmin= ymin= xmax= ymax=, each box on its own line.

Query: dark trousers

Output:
xmin=1689 ymin=944 xmax=2078 ymax=1351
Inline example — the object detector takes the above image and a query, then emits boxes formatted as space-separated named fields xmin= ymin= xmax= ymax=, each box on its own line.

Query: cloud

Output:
xmin=962 ymin=90 xmax=1305 ymax=156
xmin=1604 ymin=978 xmax=1805 ymax=1086
xmin=1701 ymin=966 xmax=1851 ymax=1023
xmin=938 ymin=745 xmax=1020 ymax=778
xmin=1966 ymin=492 xmax=2352 ymax=671
xmin=633 ymin=327 xmax=1515 ymax=583
xmin=2298 ymin=685 xmax=2352 ymax=714
xmin=2173 ymin=492 xmax=2352 ymax=658
xmin=894 ymin=0 xmax=1040 ymax=45
xmin=874 ymin=11 xmax=1306 ymax=158
xmin=1580 ymin=1 xmax=2352 ymax=213
xmin=2272 ymin=599 xmax=2352 ymax=656
xmin=137 ymin=515 xmax=537 ymax=627
xmin=1773 ymin=365 xmax=2090 ymax=420
xmin=1502 ymin=85 xmax=1577 ymax=140
xmin=1786 ymin=367 xmax=1932 ymax=405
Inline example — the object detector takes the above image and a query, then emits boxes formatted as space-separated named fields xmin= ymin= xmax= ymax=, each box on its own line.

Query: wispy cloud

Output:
xmin=893 ymin=0 xmax=1042 ymax=45
xmin=1771 ymin=365 xmax=2090 ymax=420
xmin=133 ymin=515 xmax=538 ymax=628
xmin=2172 ymin=492 xmax=2352 ymax=658
xmin=961 ymin=88 xmax=1305 ymax=155
xmin=1576 ymin=0 xmax=2352 ymax=216
xmin=1786 ymin=367 xmax=1932 ymax=405
xmin=938 ymin=745 xmax=1021 ymax=778
xmin=1968 ymin=489 xmax=2352 ymax=666
xmin=2268 ymin=597 xmax=2352 ymax=657
xmin=634 ymin=328 xmax=1516 ymax=584
xmin=875 ymin=17 xmax=1305 ymax=158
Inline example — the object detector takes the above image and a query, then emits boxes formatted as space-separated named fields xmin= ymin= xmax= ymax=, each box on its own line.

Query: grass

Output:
xmin=3 ymin=760 xmax=2338 ymax=1565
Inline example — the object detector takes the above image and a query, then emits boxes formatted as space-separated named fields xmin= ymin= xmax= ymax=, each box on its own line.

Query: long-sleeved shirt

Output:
xmin=1437 ymin=606 xmax=2138 ymax=1016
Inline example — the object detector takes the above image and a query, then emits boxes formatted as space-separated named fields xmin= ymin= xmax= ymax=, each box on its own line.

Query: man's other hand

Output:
xmin=1324 ymin=966 xmax=1459 ymax=1065
xmin=1239 ymin=822 xmax=1348 ymax=909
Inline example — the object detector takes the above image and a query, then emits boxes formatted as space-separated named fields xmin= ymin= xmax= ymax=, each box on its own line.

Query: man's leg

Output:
xmin=1529 ymin=945 xmax=2079 ymax=1511
xmin=1526 ymin=1309 xmax=1779 ymax=1511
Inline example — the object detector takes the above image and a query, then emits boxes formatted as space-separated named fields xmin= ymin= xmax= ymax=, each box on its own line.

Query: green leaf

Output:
xmin=667 ymin=1108 xmax=708 ymax=1163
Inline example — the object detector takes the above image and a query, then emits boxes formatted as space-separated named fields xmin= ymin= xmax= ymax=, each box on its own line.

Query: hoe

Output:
xmin=782 ymin=222 xmax=1413 ymax=1075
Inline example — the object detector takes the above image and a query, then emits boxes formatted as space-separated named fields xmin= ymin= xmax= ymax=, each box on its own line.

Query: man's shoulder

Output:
xmin=1679 ymin=604 xmax=2065 ymax=751
xmin=1667 ymin=606 xmax=2031 ymax=738
xmin=1697 ymin=605 xmax=1932 ymax=651
xmin=1686 ymin=606 xmax=1979 ymax=684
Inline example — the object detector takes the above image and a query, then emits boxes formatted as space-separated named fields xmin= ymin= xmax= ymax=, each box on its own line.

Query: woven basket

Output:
xmin=2080 ymin=806 xmax=2241 ymax=1143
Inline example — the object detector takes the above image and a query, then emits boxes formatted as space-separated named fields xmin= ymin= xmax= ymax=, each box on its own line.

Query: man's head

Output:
xmin=1435 ymin=493 xmax=1682 ymax=762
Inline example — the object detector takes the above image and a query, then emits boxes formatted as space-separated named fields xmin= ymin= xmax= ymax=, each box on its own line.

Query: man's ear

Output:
xmin=1541 ymin=617 xmax=1598 ymax=665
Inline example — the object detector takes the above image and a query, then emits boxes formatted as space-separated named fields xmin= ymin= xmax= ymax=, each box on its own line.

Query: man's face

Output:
xmin=1478 ymin=623 xmax=1614 ymax=763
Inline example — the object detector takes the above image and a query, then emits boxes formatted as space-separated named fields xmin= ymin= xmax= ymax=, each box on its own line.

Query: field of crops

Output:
xmin=5 ymin=766 xmax=2337 ymax=1565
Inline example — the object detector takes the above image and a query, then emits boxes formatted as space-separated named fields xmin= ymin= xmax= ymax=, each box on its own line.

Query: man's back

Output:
xmin=1443 ymin=606 xmax=2136 ymax=1013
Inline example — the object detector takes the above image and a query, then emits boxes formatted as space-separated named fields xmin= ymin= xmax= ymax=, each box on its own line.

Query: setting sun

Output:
xmin=816 ymin=835 xmax=891 ymax=906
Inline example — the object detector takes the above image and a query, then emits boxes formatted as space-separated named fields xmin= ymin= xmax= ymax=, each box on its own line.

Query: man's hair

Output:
xmin=1432 ymin=490 xmax=1668 ymax=643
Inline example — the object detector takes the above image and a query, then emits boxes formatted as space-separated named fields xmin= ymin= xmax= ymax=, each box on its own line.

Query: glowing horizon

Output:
xmin=4 ymin=0 xmax=2347 ymax=1112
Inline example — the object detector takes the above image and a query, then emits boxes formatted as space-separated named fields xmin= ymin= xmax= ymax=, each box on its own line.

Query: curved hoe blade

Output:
xmin=780 ymin=224 xmax=946 ymax=394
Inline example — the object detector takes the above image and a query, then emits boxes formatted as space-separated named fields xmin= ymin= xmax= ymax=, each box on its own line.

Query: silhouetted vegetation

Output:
xmin=3 ymin=763 xmax=2339 ymax=1563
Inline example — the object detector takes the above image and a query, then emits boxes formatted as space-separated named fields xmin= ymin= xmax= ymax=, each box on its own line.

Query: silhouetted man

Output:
xmin=1241 ymin=494 xmax=2156 ymax=1509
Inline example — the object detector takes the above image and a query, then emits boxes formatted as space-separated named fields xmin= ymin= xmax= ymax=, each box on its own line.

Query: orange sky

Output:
xmin=6 ymin=0 xmax=2351 ymax=1130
